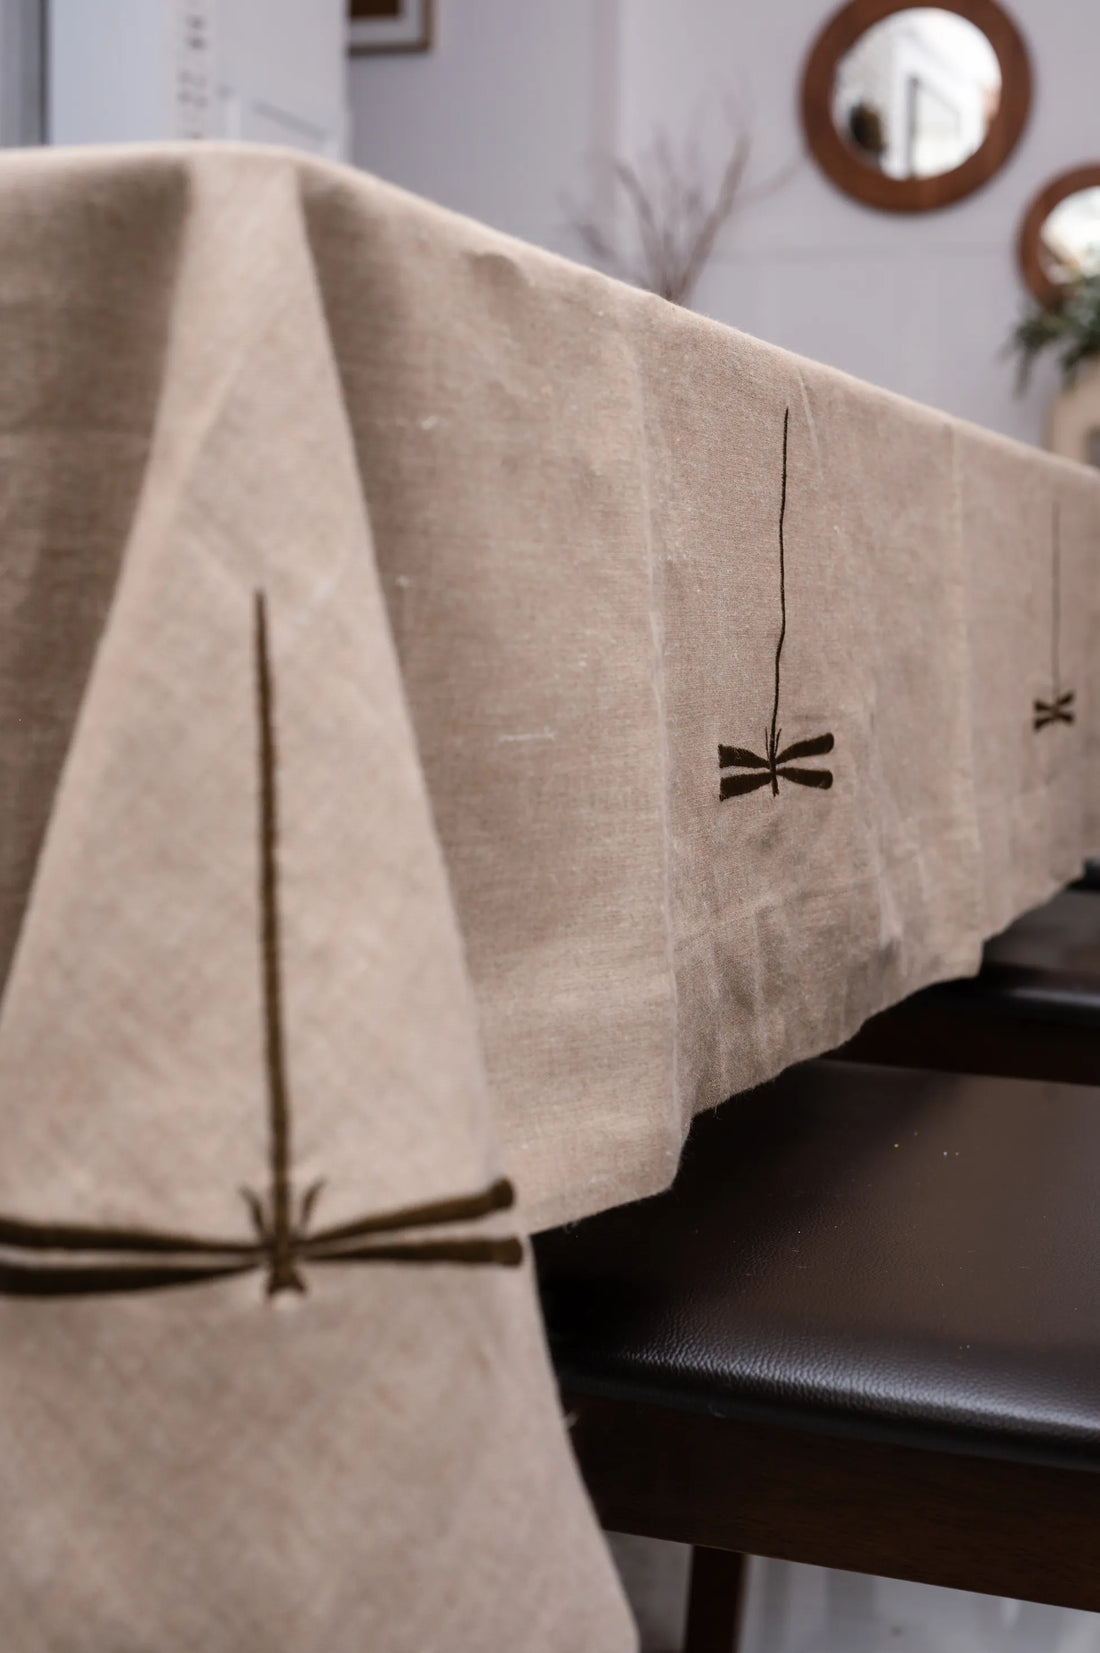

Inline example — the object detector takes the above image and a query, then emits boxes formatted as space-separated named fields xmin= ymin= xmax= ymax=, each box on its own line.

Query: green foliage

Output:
xmin=1007 ymin=275 xmax=1100 ymax=393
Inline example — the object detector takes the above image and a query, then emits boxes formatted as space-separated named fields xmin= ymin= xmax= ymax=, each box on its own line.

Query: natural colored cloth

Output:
xmin=0 ymin=142 xmax=1097 ymax=1651
xmin=0 ymin=146 xmax=631 ymax=1653
xmin=301 ymin=163 xmax=1100 ymax=1228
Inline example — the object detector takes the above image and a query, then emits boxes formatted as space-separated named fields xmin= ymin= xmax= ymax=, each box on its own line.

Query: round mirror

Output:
xmin=834 ymin=11 xmax=1001 ymax=179
xmin=802 ymin=0 xmax=1031 ymax=212
xmin=1018 ymin=166 xmax=1100 ymax=305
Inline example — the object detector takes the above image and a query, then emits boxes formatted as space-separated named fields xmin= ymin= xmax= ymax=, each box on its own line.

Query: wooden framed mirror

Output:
xmin=1018 ymin=166 xmax=1100 ymax=306
xmin=801 ymin=0 xmax=1031 ymax=212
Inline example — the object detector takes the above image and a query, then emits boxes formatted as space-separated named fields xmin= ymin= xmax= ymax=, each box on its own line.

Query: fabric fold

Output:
xmin=0 ymin=145 xmax=633 ymax=1653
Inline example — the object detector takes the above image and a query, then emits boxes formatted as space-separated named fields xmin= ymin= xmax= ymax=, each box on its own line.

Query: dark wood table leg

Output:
xmin=683 ymin=1547 xmax=747 ymax=1653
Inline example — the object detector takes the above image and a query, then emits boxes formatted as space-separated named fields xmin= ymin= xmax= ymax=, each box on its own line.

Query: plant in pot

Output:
xmin=1007 ymin=274 xmax=1100 ymax=465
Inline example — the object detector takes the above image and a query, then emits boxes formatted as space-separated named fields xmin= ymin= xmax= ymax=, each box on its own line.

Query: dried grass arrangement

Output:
xmin=570 ymin=104 xmax=795 ymax=308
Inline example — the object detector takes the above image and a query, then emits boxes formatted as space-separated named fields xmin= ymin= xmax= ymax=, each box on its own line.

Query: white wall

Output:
xmin=0 ymin=0 xmax=43 ymax=145
xmin=349 ymin=0 xmax=1100 ymax=445
xmin=349 ymin=0 xmax=616 ymax=254
xmin=48 ymin=0 xmax=346 ymax=154
xmin=49 ymin=0 xmax=169 ymax=143
xmin=217 ymin=0 xmax=345 ymax=154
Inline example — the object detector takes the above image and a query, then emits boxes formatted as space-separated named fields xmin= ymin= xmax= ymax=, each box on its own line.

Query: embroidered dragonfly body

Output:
xmin=719 ymin=407 xmax=834 ymax=800
xmin=0 ymin=593 xmax=521 ymax=1299
xmin=1033 ymin=501 xmax=1075 ymax=731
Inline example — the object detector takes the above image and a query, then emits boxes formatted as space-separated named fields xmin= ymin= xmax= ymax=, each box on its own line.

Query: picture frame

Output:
xmin=348 ymin=0 xmax=433 ymax=56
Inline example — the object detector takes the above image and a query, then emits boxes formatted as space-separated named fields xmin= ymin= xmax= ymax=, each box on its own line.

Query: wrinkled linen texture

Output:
xmin=0 ymin=143 xmax=1097 ymax=1651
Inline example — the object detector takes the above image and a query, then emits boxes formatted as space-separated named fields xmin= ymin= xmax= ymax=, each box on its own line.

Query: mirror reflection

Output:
xmin=832 ymin=8 xmax=1001 ymax=179
xmin=1038 ymin=188 xmax=1100 ymax=287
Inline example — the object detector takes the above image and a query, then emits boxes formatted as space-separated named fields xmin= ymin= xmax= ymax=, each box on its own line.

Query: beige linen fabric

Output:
xmin=2 ymin=140 xmax=1100 ymax=1649
xmin=644 ymin=338 xmax=987 ymax=1134
xmin=955 ymin=424 xmax=1100 ymax=934
xmin=300 ymin=158 xmax=1100 ymax=1227
xmin=0 ymin=149 xmax=632 ymax=1652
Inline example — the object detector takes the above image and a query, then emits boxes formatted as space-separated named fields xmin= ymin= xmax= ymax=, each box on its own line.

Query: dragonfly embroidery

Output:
xmin=1033 ymin=501 xmax=1075 ymax=731
xmin=0 ymin=592 xmax=522 ymax=1299
xmin=719 ymin=407 xmax=835 ymax=799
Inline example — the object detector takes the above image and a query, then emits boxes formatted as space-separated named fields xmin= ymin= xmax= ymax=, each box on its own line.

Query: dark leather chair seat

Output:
xmin=536 ymin=1061 xmax=1100 ymax=1641
xmin=835 ymin=888 xmax=1100 ymax=1082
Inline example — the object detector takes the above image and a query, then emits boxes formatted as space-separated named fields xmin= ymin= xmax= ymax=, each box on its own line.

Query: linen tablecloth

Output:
xmin=0 ymin=142 xmax=1097 ymax=1651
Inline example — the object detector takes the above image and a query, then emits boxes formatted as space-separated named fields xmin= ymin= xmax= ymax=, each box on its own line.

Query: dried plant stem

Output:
xmin=572 ymin=108 xmax=795 ymax=308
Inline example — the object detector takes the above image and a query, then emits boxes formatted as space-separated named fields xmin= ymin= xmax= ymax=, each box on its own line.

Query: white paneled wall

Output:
xmin=349 ymin=0 xmax=612 ymax=254
xmin=348 ymin=0 xmax=1100 ymax=444
xmin=50 ymin=0 xmax=203 ymax=143
xmin=48 ymin=0 xmax=346 ymax=155
xmin=215 ymin=0 xmax=345 ymax=155
xmin=0 ymin=0 xmax=43 ymax=145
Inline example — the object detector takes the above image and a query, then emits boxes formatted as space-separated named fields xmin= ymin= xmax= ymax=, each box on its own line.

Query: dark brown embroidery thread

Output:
xmin=247 ymin=588 xmax=307 ymax=1292
xmin=1033 ymin=502 xmax=1075 ymax=731
xmin=719 ymin=407 xmax=834 ymax=799
xmin=0 ymin=592 xmax=522 ymax=1298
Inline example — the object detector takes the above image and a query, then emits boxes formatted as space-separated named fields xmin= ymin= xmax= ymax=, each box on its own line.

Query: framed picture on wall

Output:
xmin=348 ymin=0 xmax=433 ymax=55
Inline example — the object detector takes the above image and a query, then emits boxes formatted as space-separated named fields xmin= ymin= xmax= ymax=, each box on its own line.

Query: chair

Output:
xmin=835 ymin=886 xmax=1100 ymax=1084
xmin=535 ymin=1061 xmax=1100 ymax=1652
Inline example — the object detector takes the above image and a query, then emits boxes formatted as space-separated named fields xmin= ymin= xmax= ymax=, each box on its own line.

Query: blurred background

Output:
xmin=0 ymin=0 xmax=1094 ymax=450
xmin=348 ymin=0 xmax=1077 ymax=446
